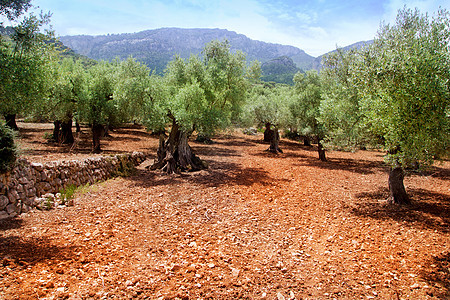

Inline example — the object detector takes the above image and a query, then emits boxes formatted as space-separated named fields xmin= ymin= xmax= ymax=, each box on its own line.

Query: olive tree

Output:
xmin=113 ymin=57 xmax=152 ymax=124
xmin=44 ymin=58 xmax=87 ymax=144
xmin=319 ymin=48 xmax=371 ymax=152
xmin=77 ymin=61 xmax=117 ymax=153
xmin=357 ymin=8 xmax=450 ymax=204
xmin=0 ymin=13 xmax=53 ymax=130
xmin=145 ymin=40 xmax=248 ymax=173
xmin=243 ymin=83 xmax=292 ymax=153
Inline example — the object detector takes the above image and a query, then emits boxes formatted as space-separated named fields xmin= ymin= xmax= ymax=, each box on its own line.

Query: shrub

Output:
xmin=0 ymin=122 xmax=18 ymax=173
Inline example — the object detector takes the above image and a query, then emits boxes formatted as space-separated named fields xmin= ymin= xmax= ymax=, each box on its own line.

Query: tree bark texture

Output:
xmin=92 ymin=123 xmax=104 ymax=154
xmin=151 ymin=121 xmax=206 ymax=174
xmin=318 ymin=141 xmax=326 ymax=161
xmin=60 ymin=118 xmax=74 ymax=144
xmin=52 ymin=120 xmax=61 ymax=143
xmin=388 ymin=167 xmax=410 ymax=204
xmin=263 ymin=123 xmax=272 ymax=143
xmin=267 ymin=126 xmax=282 ymax=153
xmin=4 ymin=114 xmax=18 ymax=131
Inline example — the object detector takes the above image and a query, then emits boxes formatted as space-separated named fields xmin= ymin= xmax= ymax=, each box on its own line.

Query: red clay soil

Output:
xmin=0 ymin=123 xmax=449 ymax=299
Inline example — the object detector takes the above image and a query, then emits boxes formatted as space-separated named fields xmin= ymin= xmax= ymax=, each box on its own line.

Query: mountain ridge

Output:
xmin=59 ymin=28 xmax=373 ymax=80
xmin=60 ymin=27 xmax=316 ymax=74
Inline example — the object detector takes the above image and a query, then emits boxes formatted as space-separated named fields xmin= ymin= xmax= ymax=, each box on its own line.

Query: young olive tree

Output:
xmin=145 ymin=40 xmax=248 ymax=173
xmin=357 ymin=8 xmax=450 ymax=204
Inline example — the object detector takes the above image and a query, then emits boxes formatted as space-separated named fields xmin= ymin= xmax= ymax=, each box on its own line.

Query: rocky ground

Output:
xmin=0 ymin=123 xmax=449 ymax=299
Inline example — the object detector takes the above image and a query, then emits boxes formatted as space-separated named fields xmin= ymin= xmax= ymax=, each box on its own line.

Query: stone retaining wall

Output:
xmin=0 ymin=152 xmax=147 ymax=220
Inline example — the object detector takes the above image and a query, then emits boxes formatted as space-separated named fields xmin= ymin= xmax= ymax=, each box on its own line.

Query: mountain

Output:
xmin=59 ymin=28 xmax=316 ymax=74
xmin=311 ymin=40 xmax=373 ymax=70
xmin=261 ymin=56 xmax=301 ymax=85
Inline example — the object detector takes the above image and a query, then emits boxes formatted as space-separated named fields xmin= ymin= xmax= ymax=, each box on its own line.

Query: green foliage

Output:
xmin=113 ymin=57 xmax=152 ymax=123
xmin=0 ymin=0 xmax=31 ymax=21
xmin=0 ymin=13 xmax=55 ymax=119
xmin=355 ymin=8 xmax=450 ymax=167
xmin=0 ymin=122 xmax=17 ymax=173
xmin=77 ymin=60 xmax=118 ymax=127
xmin=243 ymin=83 xmax=292 ymax=129
xmin=59 ymin=184 xmax=77 ymax=205
xmin=319 ymin=48 xmax=372 ymax=150
xmin=38 ymin=58 xmax=87 ymax=123
xmin=144 ymin=40 xmax=249 ymax=137
xmin=290 ymin=70 xmax=324 ymax=139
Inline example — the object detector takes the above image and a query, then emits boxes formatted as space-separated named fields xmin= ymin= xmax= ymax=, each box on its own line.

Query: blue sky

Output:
xmin=10 ymin=0 xmax=450 ymax=56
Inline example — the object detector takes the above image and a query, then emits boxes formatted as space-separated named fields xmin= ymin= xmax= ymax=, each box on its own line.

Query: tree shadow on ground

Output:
xmin=0 ymin=235 xmax=77 ymax=268
xmin=0 ymin=218 xmax=24 ymax=231
xmin=113 ymin=128 xmax=153 ymax=138
xmin=192 ymin=145 xmax=242 ymax=157
xmin=352 ymin=187 xmax=449 ymax=233
xmin=17 ymin=127 xmax=49 ymax=140
xmin=420 ymin=251 xmax=450 ymax=299
xmin=412 ymin=165 xmax=450 ymax=181
xmin=132 ymin=159 xmax=287 ymax=189
xmin=190 ymin=160 xmax=285 ymax=187
xmin=106 ymin=136 xmax=142 ymax=142
xmin=295 ymin=156 xmax=387 ymax=175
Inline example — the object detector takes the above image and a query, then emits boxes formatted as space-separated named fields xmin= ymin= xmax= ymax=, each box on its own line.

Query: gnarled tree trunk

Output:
xmin=388 ymin=167 xmax=410 ymax=204
xmin=151 ymin=119 xmax=206 ymax=174
xmin=4 ymin=114 xmax=18 ymax=131
xmin=268 ymin=126 xmax=282 ymax=153
xmin=60 ymin=118 xmax=74 ymax=144
xmin=318 ymin=140 xmax=326 ymax=161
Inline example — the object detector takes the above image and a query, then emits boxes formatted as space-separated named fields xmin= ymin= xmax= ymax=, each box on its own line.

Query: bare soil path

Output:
xmin=0 ymin=123 xmax=449 ymax=299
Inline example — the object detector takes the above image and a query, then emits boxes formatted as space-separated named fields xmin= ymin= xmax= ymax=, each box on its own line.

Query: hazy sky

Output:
xmin=14 ymin=0 xmax=450 ymax=56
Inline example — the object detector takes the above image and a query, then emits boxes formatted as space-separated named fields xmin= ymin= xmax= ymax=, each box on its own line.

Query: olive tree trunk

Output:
xmin=268 ymin=126 xmax=283 ymax=153
xmin=52 ymin=120 xmax=61 ymax=143
xmin=4 ymin=114 xmax=18 ymax=131
xmin=60 ymin=118 xmax=74 ymax=144
xmin=318 ymin=141 xmax=326 ymax=161
xmin=388 ymin=167 xmax=410 ymax=204
xmin=92 ymin=123 xmax=104 ymax=154
xmin=263 ymin=123 xmax=272 ymax=142
xmin=151 ymin=120 xmax=206 ymax=174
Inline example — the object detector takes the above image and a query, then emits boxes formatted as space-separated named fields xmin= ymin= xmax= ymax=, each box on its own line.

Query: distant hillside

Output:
xmin=261 ymin=56 xmax=301 ymax=85
xmin=60 ymin=28 xmax=316 ymax=74
xmin=312 ymin=40 xmax=373 ymax=70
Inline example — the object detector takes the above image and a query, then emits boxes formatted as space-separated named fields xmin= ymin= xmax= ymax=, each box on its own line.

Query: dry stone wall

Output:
xmin=0 ymin=152 xmax=147 ymax=220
